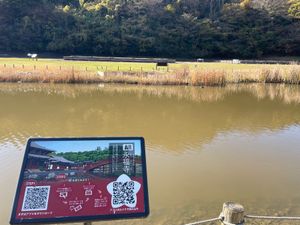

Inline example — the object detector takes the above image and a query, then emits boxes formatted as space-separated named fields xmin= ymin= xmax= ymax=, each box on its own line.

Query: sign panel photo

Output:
xmin=10 ymin=137 xmax=149 ymax=224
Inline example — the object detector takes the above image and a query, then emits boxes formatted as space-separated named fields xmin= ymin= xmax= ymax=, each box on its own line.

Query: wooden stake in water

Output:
xmin=83 ymin=222 xmax=92 ymax=225
xmin=220 ymin=202 xmax=244 ymax=225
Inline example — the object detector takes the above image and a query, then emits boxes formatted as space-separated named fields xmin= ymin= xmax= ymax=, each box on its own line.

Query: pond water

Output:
xmin=1 ymin=83 xmax=300 ymax=225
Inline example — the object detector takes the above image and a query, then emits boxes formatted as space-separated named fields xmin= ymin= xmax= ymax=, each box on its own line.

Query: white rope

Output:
xmin=184 ymin=214 xmax=300 ymax=225
xmin=245 ymin=215 xmax=300 ymax=220
xmin=184 ymin=217 xmax=220 ymax=225
xmin=184 ymin=215 xmax=239 ymax=225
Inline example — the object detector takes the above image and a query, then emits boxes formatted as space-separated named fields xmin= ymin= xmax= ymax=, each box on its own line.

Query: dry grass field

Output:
xmin=0 ymin=58 xmax=299 ymax=86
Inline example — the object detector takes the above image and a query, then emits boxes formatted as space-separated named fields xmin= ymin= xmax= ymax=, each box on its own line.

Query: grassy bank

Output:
xmin=0 ymin=58 xmax=175 ymax=72
xmin=0 ymin=58 xmax=300 ymax=86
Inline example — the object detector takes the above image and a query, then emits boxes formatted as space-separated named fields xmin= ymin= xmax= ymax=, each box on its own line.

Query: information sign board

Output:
xmin=10 ymin=137 xmax=149 ymax=224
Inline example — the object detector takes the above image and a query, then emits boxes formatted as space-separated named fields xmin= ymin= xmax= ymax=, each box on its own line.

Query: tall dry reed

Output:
xmin=1 ymin=63 xmax=300 ymax=86
xmin=189 ymin=69 xmax=226 ymax=86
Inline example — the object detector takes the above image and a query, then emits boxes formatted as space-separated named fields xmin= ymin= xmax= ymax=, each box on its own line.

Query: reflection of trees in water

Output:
xmin=1 ymin=83 xmax=300 ymax=104
xmin=227 ymin=84 xmax=300 ymax=104
xmin=0 ymin=83 xmax=300 ymax=152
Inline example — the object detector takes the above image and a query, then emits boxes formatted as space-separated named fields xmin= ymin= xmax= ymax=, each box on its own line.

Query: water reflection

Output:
xmin=0 ymin=83 xmax=300 ymax=225
xmin=1 ymin=83 xmax=300 ymax=104
xmin=0 ymin=83 xmax=299 ymax=152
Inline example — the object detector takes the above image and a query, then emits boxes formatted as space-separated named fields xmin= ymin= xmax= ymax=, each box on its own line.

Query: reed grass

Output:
xmin=0 ymin=61 xmax=300 ymax=86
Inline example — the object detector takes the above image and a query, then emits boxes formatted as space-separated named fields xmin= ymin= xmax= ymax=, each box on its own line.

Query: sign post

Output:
xmin=10 ymin=137 xmax=149 ymax=224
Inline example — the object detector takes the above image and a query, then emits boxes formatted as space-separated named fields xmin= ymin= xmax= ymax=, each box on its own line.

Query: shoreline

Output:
xmin=0 ymin=58 xmax=300 ymax=86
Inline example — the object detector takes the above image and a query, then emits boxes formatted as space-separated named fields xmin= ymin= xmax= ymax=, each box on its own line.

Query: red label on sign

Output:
xmin=15 ymin=177 xmax=145 ymax=219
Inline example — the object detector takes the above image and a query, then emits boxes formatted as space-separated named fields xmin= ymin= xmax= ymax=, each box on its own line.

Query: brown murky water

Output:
xmin=1 ymin=83 xmax=300 ymax=225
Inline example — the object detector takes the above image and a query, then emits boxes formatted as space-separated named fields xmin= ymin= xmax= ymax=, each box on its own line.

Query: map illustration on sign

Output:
xmin=10 ymin=137 xmax=149 ymax=224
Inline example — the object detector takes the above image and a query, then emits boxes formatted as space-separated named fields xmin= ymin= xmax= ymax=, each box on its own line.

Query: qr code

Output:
xmin=21 ymin=186 xmax=50 ymax=211
xmin=112 ymin=181 xmax=135 ymax=205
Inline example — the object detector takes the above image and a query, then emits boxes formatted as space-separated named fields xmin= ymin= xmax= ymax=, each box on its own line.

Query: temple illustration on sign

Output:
xmin=25 ymin=141 xmax=142 ymax=181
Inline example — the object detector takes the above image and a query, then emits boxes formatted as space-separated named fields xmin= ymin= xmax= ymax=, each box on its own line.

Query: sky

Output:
xmin=32 ymin=139 xmax=142 ymax=156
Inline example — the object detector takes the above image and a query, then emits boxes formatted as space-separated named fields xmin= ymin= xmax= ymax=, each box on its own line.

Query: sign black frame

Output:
xmin=10 ymin=137 xmax=149 ymax=224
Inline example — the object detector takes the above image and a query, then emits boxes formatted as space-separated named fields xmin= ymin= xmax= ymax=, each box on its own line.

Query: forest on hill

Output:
xmin=0 ymin=0 xmax=299 ymax=59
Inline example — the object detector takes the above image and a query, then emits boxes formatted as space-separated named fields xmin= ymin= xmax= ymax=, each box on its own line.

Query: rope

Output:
xmin=184 ymin=215 xmax=238 ymax=225
xmin=184 ymin=217 xmax=220 ymax=225
xmin=245 ymin=215 xmax=300 ymax=220
xmin=184 ymin=214 xmax=300 ymax=225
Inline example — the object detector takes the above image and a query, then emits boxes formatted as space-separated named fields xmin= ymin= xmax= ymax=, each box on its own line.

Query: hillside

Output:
xmin=0 ymin=0 xmax=299 ymax=58
xmin=251 ymin=0 xmax=289 ymax=15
